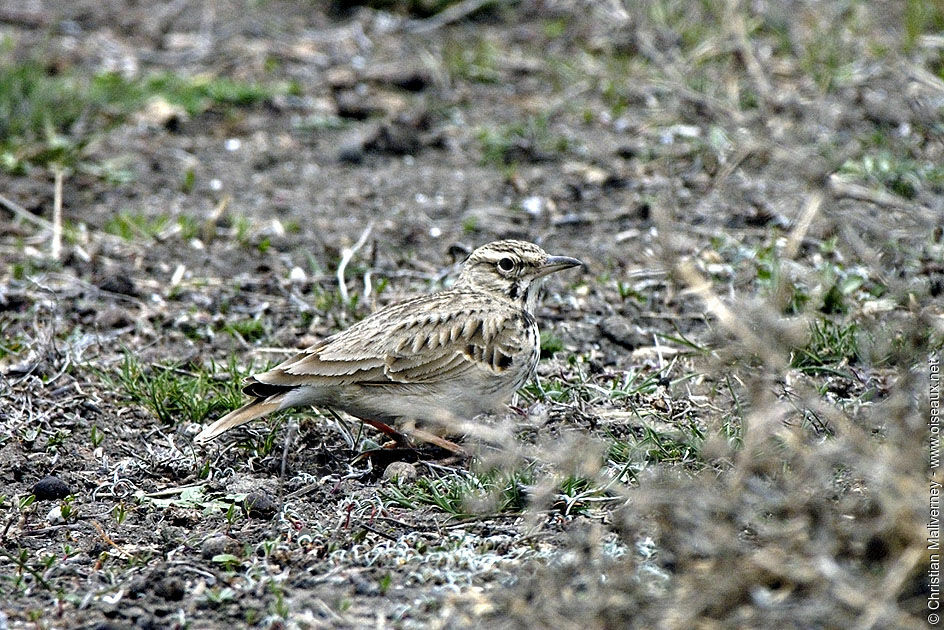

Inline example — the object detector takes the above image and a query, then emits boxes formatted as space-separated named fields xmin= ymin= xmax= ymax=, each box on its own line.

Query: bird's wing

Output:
xmin=247 ymin=292 xmax=529 ymax=390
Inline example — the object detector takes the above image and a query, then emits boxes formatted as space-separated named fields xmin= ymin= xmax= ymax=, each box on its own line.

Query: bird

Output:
xmin=194 ymin=239 xmax=582 ymax=450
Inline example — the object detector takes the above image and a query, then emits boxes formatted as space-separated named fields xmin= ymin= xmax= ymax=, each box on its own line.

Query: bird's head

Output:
xmin=455 ymin=240 xmax=582 ymax=311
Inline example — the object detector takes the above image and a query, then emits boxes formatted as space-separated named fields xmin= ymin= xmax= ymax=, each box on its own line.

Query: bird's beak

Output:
xmin=537 ymin=255 xmax=583 ymax=278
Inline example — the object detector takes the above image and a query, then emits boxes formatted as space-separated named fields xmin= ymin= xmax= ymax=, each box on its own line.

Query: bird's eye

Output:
xmin=497 ymin=257 xmax=515 ymax=272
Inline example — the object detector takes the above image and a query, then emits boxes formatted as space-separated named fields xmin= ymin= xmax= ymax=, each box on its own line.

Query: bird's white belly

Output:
xmin=363 ymin=382 xmax=505 ymax=421
xmin=336 ymin=367 xmax=525 ymax=429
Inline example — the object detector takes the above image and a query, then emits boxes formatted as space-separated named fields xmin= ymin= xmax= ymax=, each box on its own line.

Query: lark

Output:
xmin=194 ymin=240 xmax=581 ymax=450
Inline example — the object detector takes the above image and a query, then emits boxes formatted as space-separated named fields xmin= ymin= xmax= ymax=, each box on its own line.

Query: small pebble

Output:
xmin=337 ymin=143 xmax=365 ymax=164
xmin=383 ymin=461 xmax=417 ymax=484
xmin=46 ymin=506 xmax=64 ymax=524
xmin=599 ymin=315 xmax=649 ymax=350
xmin=33 ymin=476 xmax=71 ymax=500
xmin=154 ymin=576 xmax=185 ymax=601
xmin=352 ymin=575 xmax=379 ymax=596
xmin=289 ymin=266 xmax=307 ymax=283
xmin=97 ymin=274 xmax=137 ymax=297
xmin=243 ymin=492 xmax=278 ymax=519
xmin=521 ymin=196 xmax=543 ymax=216
xmin=94 ymin=306 xmax=133 ymax=329
xmin=127 ymin=577 xmax=149 ymax=596
xmin=201 ymin=535 xmax=238 ymax=560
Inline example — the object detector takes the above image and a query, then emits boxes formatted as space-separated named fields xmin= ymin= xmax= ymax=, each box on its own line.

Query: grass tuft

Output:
xmin=0 ymin=61 xmax=288 ymax=175
xmin=790 ymin=319 xmax=860 ymax=375
xmin=107 ymin=353 xmax=253 ymax=425
xmin=477 ymin=114 xmax=570 ymax=167
xmin=382 ymin=466 xmax=534 ymax=517
xmin=838 ymin=151 xmax=944 ymax=199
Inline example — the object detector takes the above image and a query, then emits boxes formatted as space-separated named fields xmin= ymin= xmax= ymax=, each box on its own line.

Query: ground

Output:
xmin=0 ymin=0 xmax=940 ymax=628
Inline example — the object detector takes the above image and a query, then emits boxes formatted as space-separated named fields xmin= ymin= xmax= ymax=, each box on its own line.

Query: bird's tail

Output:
xmin=195 ymin=396 xmax=283 ymax=443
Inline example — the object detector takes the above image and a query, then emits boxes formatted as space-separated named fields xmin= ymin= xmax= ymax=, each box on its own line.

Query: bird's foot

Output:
xmin=352 ymin=432 xmax=466 ymax=466
xmin=401 ymin=427 xmax=465 ymax=455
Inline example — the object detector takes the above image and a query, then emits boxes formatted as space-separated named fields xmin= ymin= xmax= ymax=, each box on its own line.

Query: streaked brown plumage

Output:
xmin=194 ymin=240 xmax=581 ymax=447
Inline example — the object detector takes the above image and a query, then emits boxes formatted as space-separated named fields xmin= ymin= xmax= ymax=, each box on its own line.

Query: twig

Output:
xmin=0 ymin=8 xmax=50 ymax=27
xmin=0 ymin=193 xmax=53 ymax=231
xmin=0 ymin=513 xmax=17 ymax=541
xmin=854 ymin=545 xmax=923 ymax=629
xmin=441 ymin=513 xmax=523 ymax=528
xmin=725 ymin=0 xmax=771 ymax=104
xmin=404 ymin=0 xmax=499 ymax=34
xmin=144 ymin=0 xmax=192 ymax=37
xmin=92 ymin=520 xmax=134 ymax=559
xmin=142 ymin=483 xmax=206 ymax=498
xmin=336 ymin=222 xmax=374 ymax=303
xmin=710 ymin=143 xmax=764 ymax=191
xmin=201 ymin=194 xmax=230 ymax=244
xmin=783 ymin=193 xmax=822 ymax=260
xmin=359 ymin=523 xmax=399 ymax=542
xmin=904 ymin=61 xmax=944 ymax=95
xmin=52 ymin=169 xmax=64 ymax=261
xmin=828 ymin=174 xmax=922 ymax=211
xmin=676 ymin=261 xmax=788 ymax=372
xmin=280 ymin=417 xmax=297 ymax=480
xmin=286 ymin=482 xmax=324 ymax=500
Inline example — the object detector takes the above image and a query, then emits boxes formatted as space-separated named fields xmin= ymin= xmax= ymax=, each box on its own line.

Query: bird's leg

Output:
xmin=400 ymin=426 xmax=465 ymax=455
xmin=338 ymin=410 xmax=410 ymax=448
xmin=352 ymin=414 xmax=466 ymax=460
xmin=326 ymin=407 xmax=407 ymax=449
xmin=360 ymin=418 xmax=410 ymax=446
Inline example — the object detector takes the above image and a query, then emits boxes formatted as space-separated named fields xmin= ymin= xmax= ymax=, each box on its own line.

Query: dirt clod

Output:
xmin=200 ymin=534 xmax=239 ymax=559
xmin=94 ymin=306 xmax=134 ymax=329
xmin=153 ymin=576 xmax=185 ymax=602
xmin=599 ymin=315 xmax=649 ymax=350
xmin=243 ymin=491 xmax=278 ymax=519
xmin=32 ymin=475 xmax=71 ymax=500
xmin=96 ymin=273 xmax=137 ymax=297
